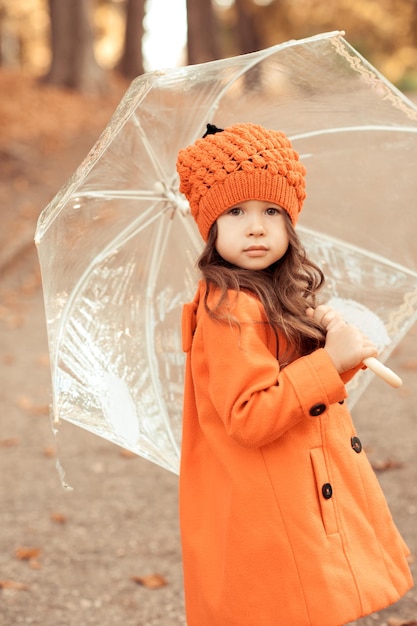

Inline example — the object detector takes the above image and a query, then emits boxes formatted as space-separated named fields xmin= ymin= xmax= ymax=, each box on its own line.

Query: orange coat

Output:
xmin=180 ymin=281 xmax=413 ymax=626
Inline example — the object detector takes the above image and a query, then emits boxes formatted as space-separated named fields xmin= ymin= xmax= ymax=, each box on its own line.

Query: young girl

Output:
xmin=176 ymin=123 xmax=413 ymax=626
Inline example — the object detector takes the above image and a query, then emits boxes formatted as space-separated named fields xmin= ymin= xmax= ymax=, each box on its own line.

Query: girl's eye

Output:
xmin=228 ymin=207 xmax=243 ymax=216
xmin=266 ymin=207 xmax=281 ymax=216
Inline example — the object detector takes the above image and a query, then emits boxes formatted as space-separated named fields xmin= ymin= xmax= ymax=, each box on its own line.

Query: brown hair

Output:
xmin=197 ymin=215 xmax=326 ymax=365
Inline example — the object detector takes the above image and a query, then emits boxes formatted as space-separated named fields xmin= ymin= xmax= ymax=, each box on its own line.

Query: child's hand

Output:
xmin=306 ymin=305 xmax=378 ymax=374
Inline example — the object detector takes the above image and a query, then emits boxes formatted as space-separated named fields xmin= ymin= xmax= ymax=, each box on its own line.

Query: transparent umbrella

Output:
xmin=35 ymin=31 xmax=417 ymax=474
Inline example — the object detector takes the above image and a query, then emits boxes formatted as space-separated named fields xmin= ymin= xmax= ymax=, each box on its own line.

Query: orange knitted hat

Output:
xmin=176 ymin=123 xmax=306 ymax=241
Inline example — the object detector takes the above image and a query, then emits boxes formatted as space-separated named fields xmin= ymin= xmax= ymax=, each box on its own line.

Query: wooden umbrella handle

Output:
xmin=363 ymin=357 xmax=403 ymax=388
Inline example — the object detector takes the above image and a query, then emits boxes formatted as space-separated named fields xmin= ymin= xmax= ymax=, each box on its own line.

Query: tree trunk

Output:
xmin=44 ymin=0 xmax=107 ymax=94
xmin=118 ymin=0 xmax=145 ymax=79
xmin=186 ymin=0 xmax=220 ymax=64
xmin=234 ymin=0 xmax=263 ymax=55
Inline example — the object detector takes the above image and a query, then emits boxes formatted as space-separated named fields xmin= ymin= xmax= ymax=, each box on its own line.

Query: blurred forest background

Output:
xmin=1 ymin=0 xmax=417 ymax=93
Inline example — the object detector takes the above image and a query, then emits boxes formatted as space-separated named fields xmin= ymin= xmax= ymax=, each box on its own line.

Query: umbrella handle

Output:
xmin=363 ymin=357 xmax=402 ymax=388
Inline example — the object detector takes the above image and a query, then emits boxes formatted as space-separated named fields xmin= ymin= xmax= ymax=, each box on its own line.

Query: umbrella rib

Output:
xmin=133 ymin=119 xmax=169 ymax=184
xmin=144 ymin=216 xmax=181 ymax=462
xmin=74 ymin=190 xmax=167 ymax=201
xmin=178 ymin=207 xmax=204 ymax=254
xmin=95 ymin=203 xmax=168 ymax=263
xmin=290 ymin=124 xmax=417 ymax=142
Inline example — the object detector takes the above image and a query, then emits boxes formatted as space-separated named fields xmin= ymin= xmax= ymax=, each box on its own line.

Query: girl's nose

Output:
xmin=248 ymin=220 xmax=265 ymax=236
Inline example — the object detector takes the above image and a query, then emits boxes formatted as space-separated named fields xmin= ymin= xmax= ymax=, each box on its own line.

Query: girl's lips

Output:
xmin=244 ymin=246 xmax=268 ymax=256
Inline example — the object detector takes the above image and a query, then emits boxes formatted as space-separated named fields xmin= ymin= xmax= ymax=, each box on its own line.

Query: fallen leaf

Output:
xmin=16 ymin=396 xmax=49 ymax=416
xmin=371 ymin=459 xmax=405 ymax=472
xmin=50 ymin=512 xmax=66 ymax=524
xmin=130 ymin=573 xmax=167 ymax=589
xmin=0 ymin=579 xmax=29 ymax=591
xmin=0 ymin=437 xmax=19 ymax=447
xmin=43 ymin=446 xmax=56 ymax=458
xmin=15 ymin=547 xmax=41 ymax=561
xmin=120 ymin=449 xmax=136 ymax=459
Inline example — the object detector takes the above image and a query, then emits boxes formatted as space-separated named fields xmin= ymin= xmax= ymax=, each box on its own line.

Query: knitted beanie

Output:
xmin=176 ymin=122 xmax=306 ymax=241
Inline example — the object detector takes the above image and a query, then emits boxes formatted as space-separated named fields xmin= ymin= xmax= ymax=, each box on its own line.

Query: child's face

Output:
xmin=215 ymin=199 xmax=290 ymax=270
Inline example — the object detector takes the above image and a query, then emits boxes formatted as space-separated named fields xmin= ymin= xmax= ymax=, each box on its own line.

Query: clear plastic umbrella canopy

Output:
xmin=35 ymin=31 xmax=417 ymax=474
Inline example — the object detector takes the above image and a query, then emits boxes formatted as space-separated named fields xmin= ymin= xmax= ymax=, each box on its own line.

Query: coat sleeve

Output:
xmin=193 ymin=291 xmax=348 ymax=448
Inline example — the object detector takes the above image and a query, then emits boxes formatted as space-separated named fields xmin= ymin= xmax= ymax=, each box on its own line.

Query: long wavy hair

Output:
xmin=197 ymin=215 xmax=326 ymax=364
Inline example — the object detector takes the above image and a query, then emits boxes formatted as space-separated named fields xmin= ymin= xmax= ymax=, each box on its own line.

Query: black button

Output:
xmin=322 ymin=483 xmax=333 ymax=499
xmin=309 ymin=403 xmax=326 ymax=416
xmin=351 ymin=436 xmax=362 ymax=453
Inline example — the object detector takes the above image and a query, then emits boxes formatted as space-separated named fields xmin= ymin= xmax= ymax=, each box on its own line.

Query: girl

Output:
xmin=176 ymin=123 xmax=413 ymax=626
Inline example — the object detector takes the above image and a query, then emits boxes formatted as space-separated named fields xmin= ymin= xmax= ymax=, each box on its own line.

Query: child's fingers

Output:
xmin=324 ymin=323 xmax=378 ymax=372
xmin=307 ymin=305 xmax=345 ymax=329
xmin=306 ymin=305 xmax=329 ymax=324
xmin=323 ymin=311 xmax=346 ymax=329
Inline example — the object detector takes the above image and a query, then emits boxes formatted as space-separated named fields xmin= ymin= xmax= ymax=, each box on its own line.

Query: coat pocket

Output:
xmin=310 ymin=447 xmax=339 ymax=535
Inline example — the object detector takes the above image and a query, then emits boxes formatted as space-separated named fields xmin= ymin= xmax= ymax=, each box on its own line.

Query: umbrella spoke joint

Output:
xmin=154 ymin=181 xmax=190 ymax=217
